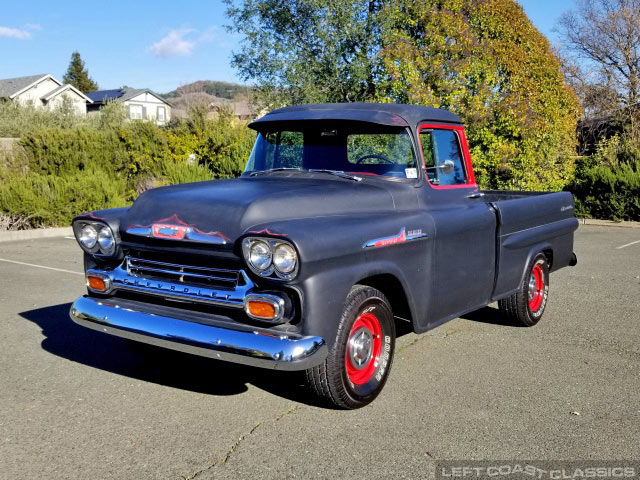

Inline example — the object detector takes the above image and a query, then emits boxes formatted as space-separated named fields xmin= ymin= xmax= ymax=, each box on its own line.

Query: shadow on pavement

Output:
xmin=460 ymin=305 xmax=524 ymax=327
xmin=19 ymin=302 xmax=330 ymax=408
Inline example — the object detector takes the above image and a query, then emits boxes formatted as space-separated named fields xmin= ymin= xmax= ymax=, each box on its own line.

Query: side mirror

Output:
xmin=438 ymin=159 xmax=455 ymax=175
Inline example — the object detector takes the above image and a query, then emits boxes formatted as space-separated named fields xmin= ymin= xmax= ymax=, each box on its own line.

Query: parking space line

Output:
xmin=616 ymin=239 xmax=640 ymax=250
xmin=0 ymin=258 xmax=83 ymax=275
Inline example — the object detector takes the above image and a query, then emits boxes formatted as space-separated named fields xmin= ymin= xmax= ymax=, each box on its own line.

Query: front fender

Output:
xmin=293 ymin=240 xmax=430 ymax=347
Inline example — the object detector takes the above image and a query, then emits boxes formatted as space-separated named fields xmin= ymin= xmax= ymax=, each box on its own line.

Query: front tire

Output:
xmin=306 ymin=285 xmax=395 ymax=409
xmin=499 ymin=252 xmax=550 ymax=327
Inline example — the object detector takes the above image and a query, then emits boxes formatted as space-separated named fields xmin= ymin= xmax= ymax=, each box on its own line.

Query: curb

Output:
xmin=0 ymin=227 xmax=72 ymax=243
xmin=579 ymin=218 xmax=640 ymax=229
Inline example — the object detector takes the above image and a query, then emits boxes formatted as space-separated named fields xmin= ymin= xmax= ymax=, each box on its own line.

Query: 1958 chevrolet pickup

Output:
xmin=69 ymin=103 xmax=578 ymax=409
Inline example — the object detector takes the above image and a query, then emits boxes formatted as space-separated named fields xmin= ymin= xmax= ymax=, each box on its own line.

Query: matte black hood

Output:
xmin=121 ymin=175 xmax=412 ymax=243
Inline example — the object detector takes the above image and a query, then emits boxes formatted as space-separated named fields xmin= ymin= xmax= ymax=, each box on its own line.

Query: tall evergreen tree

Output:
xmin=62 ymin=51 xmax=98 ymax=93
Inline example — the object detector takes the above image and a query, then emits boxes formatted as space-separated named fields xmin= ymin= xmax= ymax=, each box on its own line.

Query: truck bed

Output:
xmin=482 ymin=190 xmax=578 ymax=300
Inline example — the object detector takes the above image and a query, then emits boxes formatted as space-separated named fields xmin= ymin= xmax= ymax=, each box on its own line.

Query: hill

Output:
xmin=162 ymin=81 xmax=253 ymax=100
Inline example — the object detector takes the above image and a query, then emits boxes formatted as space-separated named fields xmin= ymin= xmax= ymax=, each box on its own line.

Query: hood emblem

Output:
xmin=363 ymin=228 xmax=428 ymax=249
xmin=125 ymin=214 xmax=228 ymax=245
xmin=152 ymin=224 xmax=187 ymax=240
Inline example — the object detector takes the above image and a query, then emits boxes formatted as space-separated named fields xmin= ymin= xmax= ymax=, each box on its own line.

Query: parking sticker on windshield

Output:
xmin=405 ymin=168 xmax=417 ymax=179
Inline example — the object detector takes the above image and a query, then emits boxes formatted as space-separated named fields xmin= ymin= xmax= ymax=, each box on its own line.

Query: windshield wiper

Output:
xmin=249 ymin=167 xmax=303 ymax=176
xmin=308 ymin=169 xmax=362 ymax=182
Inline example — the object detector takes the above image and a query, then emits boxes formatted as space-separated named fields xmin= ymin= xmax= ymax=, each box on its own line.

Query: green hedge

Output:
xmin=0 ymin=103 xmax=254 ymax=229
xmin=0 ymin=168 xmax=128 ymax=227
xmin=569 ymin=131 xmax=640 ymax=221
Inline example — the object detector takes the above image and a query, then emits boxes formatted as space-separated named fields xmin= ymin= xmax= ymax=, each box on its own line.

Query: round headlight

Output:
xmin=273 ymin=243 xmax=296 ymax=274
xmin=79 ymin=224 xmax=98 ymax=249
xmin=249 ymin=240 xmax=272 ymax=271
xmin=98 ymin=226 xmax=115 ymax=255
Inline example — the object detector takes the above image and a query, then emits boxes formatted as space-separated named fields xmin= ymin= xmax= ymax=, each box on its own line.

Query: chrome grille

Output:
xmin=126 ymin=256 xmax=241 ymax=290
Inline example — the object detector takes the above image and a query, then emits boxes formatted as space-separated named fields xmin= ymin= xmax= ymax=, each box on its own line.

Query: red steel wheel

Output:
xmin=528 ymin=264 xmax=545 ymax=312
xmin=345 ymin=313 xmax=383 ymax=385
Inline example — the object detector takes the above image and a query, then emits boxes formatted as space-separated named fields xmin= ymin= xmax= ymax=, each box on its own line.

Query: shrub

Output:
xmin=168 ymin=108 xmax=255 ymax=178
xmin=161 ymin=159 xmax=214 ymax=185
xmin=0 ymin=168 xmax=128 ymax=227
xmin=0 ymin=103 xmax=256 ymax=229
xmin=569 ymin=130 xmax=640 ymax=221
xmin=0 ymin=100 xmax=88 ymax=137
xmin=19 ymin=127 xmax=128 ymax=176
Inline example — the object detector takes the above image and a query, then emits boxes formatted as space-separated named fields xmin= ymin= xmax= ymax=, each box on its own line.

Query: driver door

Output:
xmin=418 ymin=126 xmax=496 ymax=325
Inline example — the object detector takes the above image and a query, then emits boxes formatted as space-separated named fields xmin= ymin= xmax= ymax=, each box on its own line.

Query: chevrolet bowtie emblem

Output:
xmin=152 ymin=224 xmax=188 ymax=240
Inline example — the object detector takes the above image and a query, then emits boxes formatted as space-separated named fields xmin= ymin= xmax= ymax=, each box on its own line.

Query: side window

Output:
xmin=420 ymin=129 xmax=467 ymax=186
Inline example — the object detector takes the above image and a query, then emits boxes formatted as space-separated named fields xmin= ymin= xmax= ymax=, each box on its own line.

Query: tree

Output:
xmin=224 ymin=0 xmax=385 ymax=107
xmin=380 ymin=0 xmax=581 ymax=191
xmin=558 ymin=54 xmax=620 ymax=120
xmin=557 ymin=0 xmax=640 ymax=112
xmin=63 ymin=51 xmax=98 ymax=93
xmin=226 ymin=0 xmax=581 ymax=191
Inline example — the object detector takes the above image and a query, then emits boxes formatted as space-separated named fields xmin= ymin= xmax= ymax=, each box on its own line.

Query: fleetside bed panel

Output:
xmin=491 ymin=191 xmax=578 ymax=299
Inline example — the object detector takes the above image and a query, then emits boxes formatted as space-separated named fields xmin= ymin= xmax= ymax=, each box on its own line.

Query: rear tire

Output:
xmin=306 ymin=285 xmax=395 ymax=409
xmin=498 ymin=252 xmax=549 ymax=327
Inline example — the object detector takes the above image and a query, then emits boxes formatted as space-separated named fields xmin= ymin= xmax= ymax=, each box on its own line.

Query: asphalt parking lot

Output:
xmin=0 ymin=225 xmax=639 ymax=479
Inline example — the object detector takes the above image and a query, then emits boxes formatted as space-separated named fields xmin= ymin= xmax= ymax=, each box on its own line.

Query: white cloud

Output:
xmin=150 ymin=29 xmax=196 ymax=57
xmin=0 ymin=26 xmax=32 ymax=39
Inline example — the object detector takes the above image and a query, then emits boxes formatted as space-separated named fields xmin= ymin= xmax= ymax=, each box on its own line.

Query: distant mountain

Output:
xmin=162 ymin=81 xmax=253 ymax=100
xmin=161 ymin=81 xmax=261 ymax=120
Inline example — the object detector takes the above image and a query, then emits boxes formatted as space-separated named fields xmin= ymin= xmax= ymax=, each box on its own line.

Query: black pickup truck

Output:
xmin=69 ymin=103 xmax=578 ymax=409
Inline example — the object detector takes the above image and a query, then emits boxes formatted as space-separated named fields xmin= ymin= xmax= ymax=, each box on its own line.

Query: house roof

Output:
xmin=86 ymin=89 xmax=124 ymax=103
xmin=41 ymin=84 xmax=93 ymax=103
xmin=250 ymin=103 xmax=462 ymax=130
xmin=87 ymin=87 xmax=172 ymax=106
xmin=0 ymin=73 xmax=59 ymax=99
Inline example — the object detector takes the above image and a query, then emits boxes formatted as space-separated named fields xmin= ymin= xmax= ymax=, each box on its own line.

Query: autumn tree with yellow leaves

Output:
xmin=227 ymin=0 xmax=581 ymax=190
xmin=380 ymin=0 xmax=581 ymax=190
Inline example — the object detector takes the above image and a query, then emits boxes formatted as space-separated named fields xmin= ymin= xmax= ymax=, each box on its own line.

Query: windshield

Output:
xmin=244 ymin=123 xmax=417 ymax=179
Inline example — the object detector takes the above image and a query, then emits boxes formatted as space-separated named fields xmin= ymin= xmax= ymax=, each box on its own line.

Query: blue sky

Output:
xmin=1 ymin=0 xmax=576 ymax=94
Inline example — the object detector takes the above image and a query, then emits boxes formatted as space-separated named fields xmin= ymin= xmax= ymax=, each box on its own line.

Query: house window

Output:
xmin=129 ymin=104 xmax=143 ymax=120
xmin=157 ymin=106 xmax=166 ymax=122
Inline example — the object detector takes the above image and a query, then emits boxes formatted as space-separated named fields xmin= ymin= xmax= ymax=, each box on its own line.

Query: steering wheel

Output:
xmin=355 ymin=154 xmax=394 ymax=165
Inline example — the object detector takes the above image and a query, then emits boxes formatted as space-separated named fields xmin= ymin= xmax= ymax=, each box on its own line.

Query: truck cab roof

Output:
xmin=249 ymin=102 xmax=463 ymax=130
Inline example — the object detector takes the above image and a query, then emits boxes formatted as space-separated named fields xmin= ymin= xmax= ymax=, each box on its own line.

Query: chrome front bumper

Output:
xmin=69 ymin=296 xmax=327 ymax=371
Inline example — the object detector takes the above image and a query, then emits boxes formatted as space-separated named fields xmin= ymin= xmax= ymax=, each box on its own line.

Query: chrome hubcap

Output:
xmin=348 ymin=327 xmax=374 ymax=370
xmin=528 ymin=274 xmax=537 ymax=300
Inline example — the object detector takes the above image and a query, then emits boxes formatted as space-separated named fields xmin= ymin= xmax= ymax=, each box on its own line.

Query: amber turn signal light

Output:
xmin=246 ymin=301 xmax=277 ymax=319
xmin=87 ymin=275 xmax=107 ymax=292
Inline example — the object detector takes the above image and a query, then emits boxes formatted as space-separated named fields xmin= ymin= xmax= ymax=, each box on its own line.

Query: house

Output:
xmin=86 ymin=88 xmax=172 ymax=125
xmin=0 ymin=73 xmax=92 ymax=115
